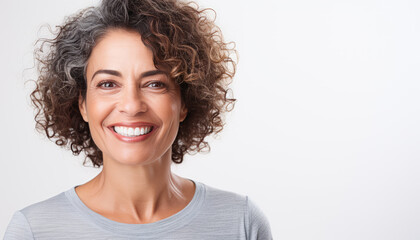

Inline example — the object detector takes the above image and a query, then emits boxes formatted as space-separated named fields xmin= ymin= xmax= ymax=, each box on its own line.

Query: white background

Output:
xmin=1 ymin=0 xmax=420 ymax=239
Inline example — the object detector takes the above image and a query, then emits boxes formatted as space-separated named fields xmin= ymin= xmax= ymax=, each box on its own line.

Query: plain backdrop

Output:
xmin=1 ymin=0 xmax=420 ymax=239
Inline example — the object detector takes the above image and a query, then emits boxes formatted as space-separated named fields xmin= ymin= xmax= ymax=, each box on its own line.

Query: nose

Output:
xmin=117 ymin=83 xmax=147 ymax=116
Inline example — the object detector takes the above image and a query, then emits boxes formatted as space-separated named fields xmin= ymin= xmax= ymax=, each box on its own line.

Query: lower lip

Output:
xmin=109 ymin=127 xmax=155 ymax=143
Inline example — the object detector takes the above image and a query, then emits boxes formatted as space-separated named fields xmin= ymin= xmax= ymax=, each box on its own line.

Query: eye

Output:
xmin=97 ymin=81 xmax=117 ymax=89
xmin=146 ymin=81 xmax=166 ymax=89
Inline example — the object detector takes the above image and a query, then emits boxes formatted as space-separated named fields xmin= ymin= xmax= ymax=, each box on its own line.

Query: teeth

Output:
xmin=134 ymin=127 xmax=140 ymax=135
xmin=113 ymin=126 xmax=152 ymax=137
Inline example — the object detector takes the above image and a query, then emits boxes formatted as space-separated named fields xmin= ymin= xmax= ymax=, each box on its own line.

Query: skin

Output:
xmin=77 ymin=28 xmax=195 ymax=224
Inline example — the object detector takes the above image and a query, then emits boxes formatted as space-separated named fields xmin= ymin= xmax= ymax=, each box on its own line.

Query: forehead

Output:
xmin=86 ymin=28 xmax=156 ymax=79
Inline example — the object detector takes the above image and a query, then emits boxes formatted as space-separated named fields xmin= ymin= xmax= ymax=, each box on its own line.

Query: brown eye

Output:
xmin=146 ymin=81 xmax=166 ymax=89
xmin=98 ymin=81 xmax=116 ymax=89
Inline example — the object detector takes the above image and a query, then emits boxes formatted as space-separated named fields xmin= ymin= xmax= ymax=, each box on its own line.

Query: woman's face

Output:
xmin=79 ymin=28 xmax=187 ymax=166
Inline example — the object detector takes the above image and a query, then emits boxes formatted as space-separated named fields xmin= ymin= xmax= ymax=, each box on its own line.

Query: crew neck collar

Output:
xmin=64 ymin=179 xmax=205 ymax=237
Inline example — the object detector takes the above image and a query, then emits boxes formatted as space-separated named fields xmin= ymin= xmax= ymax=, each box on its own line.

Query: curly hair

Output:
xmin=30 ymin=0 xmax=236 ymax=167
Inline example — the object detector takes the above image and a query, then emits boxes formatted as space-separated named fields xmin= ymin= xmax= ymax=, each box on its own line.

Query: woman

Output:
xmin=5 ymin=0 xmax=272 ymax=239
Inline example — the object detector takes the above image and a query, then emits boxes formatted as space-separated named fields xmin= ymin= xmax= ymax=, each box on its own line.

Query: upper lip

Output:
xmin=108 ymin=122 xmax=156 ymax=128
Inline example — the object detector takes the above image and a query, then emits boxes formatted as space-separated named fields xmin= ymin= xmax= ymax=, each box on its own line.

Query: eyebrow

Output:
xmin=91 ymin=69 xmax=167 ymax=81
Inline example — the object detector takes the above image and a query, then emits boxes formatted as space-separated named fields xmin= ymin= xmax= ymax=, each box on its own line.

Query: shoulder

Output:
xmin=245 ymin=198 xmax=273 ymax=240
xmin=203 ymin=183 xmax=248 ymax=207
xmin=197 ymin=182 xmax=273 ymax=240
xmin=199 ymin=183 xmax=249 ymax=218
xmin=4 ymin=191 xmax=67 ymax=240
xmin=20 ymin=191 xmax=69 ymax=218
xmin=4 ymin=211 xmax=34 ymax=240
xmin=4 ymin=189 xmax=79 ymax=239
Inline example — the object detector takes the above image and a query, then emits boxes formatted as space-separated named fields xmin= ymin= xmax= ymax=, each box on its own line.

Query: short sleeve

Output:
xmin=245 ymin=197 xmax=273 ymax=240
xmin=3 ymin=211 xmax=34 ymax=240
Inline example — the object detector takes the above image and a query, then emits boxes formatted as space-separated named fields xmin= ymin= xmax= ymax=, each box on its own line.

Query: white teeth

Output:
xmin=128 ymin=128 xmax=134 ymax=136
xmin=113 ymin=126 xmax=152 ymax=137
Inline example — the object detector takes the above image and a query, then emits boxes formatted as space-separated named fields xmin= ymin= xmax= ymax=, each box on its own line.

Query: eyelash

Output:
xmin=96 ymin=81 xmax=167 ymax=89
xmin=97 ymin=81 xmax=116 ymax=88
xmin=146 ymin=81 xmax=166 ymax=89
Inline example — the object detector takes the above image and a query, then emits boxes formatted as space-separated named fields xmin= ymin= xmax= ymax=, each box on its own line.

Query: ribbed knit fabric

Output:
xmin=4 ymin=180 xmax=272 ymax=239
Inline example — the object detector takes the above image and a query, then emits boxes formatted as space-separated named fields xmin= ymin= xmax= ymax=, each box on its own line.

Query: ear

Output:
xmin=78 ymin=94 xmax=88 ymax=122
xmin=179 ymin=103 xmax=188 ymax=122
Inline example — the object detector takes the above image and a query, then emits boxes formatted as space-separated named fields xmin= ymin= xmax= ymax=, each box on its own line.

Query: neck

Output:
xmin=77 ymin=151 xmax=194 ymax=224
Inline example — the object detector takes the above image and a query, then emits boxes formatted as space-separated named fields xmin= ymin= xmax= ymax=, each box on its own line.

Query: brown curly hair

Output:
xmin=30 ymin=0 xmax=236 ymax=167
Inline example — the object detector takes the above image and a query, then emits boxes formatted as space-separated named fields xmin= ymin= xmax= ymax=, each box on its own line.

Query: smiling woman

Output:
xmin=4 ymin=0 xmax=272 ymax=239
xmin=79 ymin=29 xmax=188 ymax=166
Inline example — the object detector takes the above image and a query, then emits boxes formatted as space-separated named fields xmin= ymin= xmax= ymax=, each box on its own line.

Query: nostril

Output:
xmin=117 ymin=97 xmax=148 ymax=115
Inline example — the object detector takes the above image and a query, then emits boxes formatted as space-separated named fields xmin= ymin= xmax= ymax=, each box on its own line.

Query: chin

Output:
xmin=104 ymin=152 xmax=151 ymax=166
xmin=102 ymin=145 xmax=172 ymax=167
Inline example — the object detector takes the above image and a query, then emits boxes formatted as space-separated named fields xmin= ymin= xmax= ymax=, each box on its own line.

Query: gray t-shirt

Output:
xmin=4 ymin=181 xmax=272 ymax=239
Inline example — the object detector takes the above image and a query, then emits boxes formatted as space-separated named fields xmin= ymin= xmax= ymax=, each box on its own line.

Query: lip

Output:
xmin=108 ymin=122 xmax=157 ymax=143
xmin=109 ymin=122 xmax=156 ymax=128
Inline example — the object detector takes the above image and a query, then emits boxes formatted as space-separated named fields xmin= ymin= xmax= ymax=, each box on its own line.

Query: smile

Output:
xmin=113 ymin=126 xmax=153 ymax=137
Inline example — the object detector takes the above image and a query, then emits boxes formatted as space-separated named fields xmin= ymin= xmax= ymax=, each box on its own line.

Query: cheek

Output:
xmin=85 ymin=92 xmax=114 ymax=126
xmin=167 ymin=89 xmax=183 ymax=119
xmin=164 ymin=96 xmax=182 ymax=124
xmin=147 ymin=92 xmax=182 ymax=120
